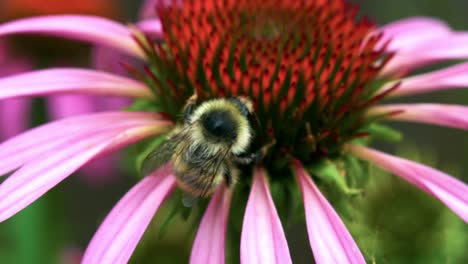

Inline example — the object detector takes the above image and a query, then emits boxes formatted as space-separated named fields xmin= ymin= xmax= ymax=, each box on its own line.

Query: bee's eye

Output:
xmin=201 ymin=111 xmax=237 ymax=141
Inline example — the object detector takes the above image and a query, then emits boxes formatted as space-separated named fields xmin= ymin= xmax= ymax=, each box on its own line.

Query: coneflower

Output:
xmin=0 ymin=0 xmax=466 ymax=263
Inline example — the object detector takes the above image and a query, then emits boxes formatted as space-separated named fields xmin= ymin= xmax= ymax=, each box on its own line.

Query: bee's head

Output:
xmin=200 ymin=110 xmax=238 ymax=143
xmin=190 ymin=97 xmax=254 ymax=153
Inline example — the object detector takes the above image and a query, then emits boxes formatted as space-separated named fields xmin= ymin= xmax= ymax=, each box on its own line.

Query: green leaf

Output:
xmin=367 ymin=123 xmax=402 ymax=142
xmin=307 ymin=159 xmax=361 ymax=195
xmin=125 ymin=99 xmax=162 ymax=112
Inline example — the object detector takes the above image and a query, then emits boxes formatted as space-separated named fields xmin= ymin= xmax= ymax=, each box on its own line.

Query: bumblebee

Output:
xmin=142 ymin=95 xmax=262 ymax=199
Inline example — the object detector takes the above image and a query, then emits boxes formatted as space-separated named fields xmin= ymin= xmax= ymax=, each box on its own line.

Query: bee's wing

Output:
xmin=141 ymin=139 xmax=176 ymax=176
xmin=141 ymin=130 xmax=189 ymax=176
xmin=182 ymin=193 xmax=199 ymax=207
xmin=198 ymin=149 xmax=230 ymax=197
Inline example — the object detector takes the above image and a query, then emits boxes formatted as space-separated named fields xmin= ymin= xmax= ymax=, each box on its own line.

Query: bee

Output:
xmin=142 ymin=95 xmax=263 ymax=203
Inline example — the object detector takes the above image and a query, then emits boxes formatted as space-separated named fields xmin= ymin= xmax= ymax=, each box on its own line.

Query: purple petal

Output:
xmin=377 ymin=17 xmax=451 ymax=52
xmin=139 ymin=0 xmax=159 ymax=19
xmin=0 ymin=15 xmax=145 ymax=59
xmin=190 ymin=185 xmax=231 ymax=264
xmin=295 ymin=164 xmax=366 ymax=264
xmin=0 ymin=98 xmax=31 ymax=140
xmin=97 ymin=97 xmax=130 ymax=111
xmin=349 ymin=144 xmax=468 ymax=222
xmin=0 ymin=42 xmax=32 ymax=140
xmin=79 ymin=155 xmax=120 ymax=185
xmin=0 ymin=68 xmax=153 ymax=100
xmin=241 ymin=168 xmax=292 ymax=264
xmin=369 ymin=104 xmax=468 ymax=130
xmin=138 ymin=0 xmax=180 ymax=19
xmin=137 ymin=19 xmax=163 ymax=38
xmin=82 ymin=169 xmax=177 ymax=264
xmin=0 ymin=122 xmax=168 ymax=222
xmin=383 ymin=62 xmax=468 ymax=96
xmin=0 ymin=112 xmax=170 ymax=176
xmin=91 ymin=45 xmax=133 ymax=76
xmin=382 ymin=33 xmax=468 ymax=75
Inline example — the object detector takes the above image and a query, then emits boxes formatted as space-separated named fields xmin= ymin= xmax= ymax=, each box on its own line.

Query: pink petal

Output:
xmin=48 ymin=95 xmax=97 ymax=119
xmin=0 ymin=112 xmax=170 ymax=176
xmin=47 ymin=96 xmax=130 ymax=185
xmin=47 ymin=95 xmax=130 ymax=119
xmin=0 ymin=15 xmax=145 ymax=59
xmin=382 ymin=33 xmax=468 ymax=76
xmin=190 ymin=185 xmax=231 ymax=264
xmin=295 ymin=164 xmax=366 ymax=264
xmin=241 ymin=167 xmax=292 ymax=264
xmin=82 ymin=169 xmax=177 ymax=264
xmin=0 ymin=68 xmax=153 ymax=100
xmin=369 ymin=104 xmax=468 ymax=130
xmin=377 ymin=17 xmax=451 ymax=52
xmin=137 ymin=19 xmax=163 ymax=38
xmin=382 ymin=62 xmax=468 ymax=97
xmin=0 ymin=98 xmax=31 ymax=140
xmin=0 ymin=122 xmax=167 ymax=222
xmin=349 ymin=144 xmax=468 ymax=222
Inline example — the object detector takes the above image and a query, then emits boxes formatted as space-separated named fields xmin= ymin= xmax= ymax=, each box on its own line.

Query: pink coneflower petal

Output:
xmin=369 ymin=104 xmax=468 ymax=130
xmin=0 ymin=98 xmax=31 ymax=140
xmin=137 ymin=19 xmax=163 ymax=38
xmin=382 ymin=33 xmax=468 ymax=75
xmin=0 ymin=112 xmax=170 ymax=176
xmin=48 ymin=95 xmax=97 ymax=118
xmin=190 ymin=185 xmax=231 ymax=264
xmin=382 ymin=62 xmax=468 ymax=96
xmin=377 ymin=17 xmax=451 ymax=52
xmin=0 ymin=68 xmax=154 ymax=100
xmin=0 ymin=15 xmax=145 ymax=59
xmin=0 ymin=121 xmax=169 ymax=222
xmin=349 ymin=144 xmax=468 ymax=222
xmin=47 ymin=95 xmax=130 ymax=185
xmin=241 ymin=168 xmax=292 ymax=264
xmin=294 ymin=164 xmax=366 ymax=264
xmin=82 ymin=169 xmax=177 ymax=264
xmin=48 ymin=95 xmax=130 ymax=119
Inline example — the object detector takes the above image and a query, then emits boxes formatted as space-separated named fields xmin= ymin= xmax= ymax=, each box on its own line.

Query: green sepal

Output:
xmin=156 ymin=198 xmax=184 ymax=238
xmin=367 ymin=123 xmax=403 ymax=142
xmin=125 ymin=98 xmax=162 ymax=112
xmin=136 ymin=136 xmax=167 ymax=177
xmin=307 ymin=159 xmax=362 ymax=195
xmin=342 ymin=155 xmax=370 ymax=189
xmin=269 ymin=177 xmax=302 ymax=227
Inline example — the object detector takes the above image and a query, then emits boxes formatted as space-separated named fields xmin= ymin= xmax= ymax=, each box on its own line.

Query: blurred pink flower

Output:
xmin=0 ymin=42 xmax=32 ymax=141
xmin=0 ymin=1 xmax=466 ymax=263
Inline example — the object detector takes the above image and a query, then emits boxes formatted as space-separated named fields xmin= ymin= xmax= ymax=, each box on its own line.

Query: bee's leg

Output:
xmin=223 ymin=167 xmax=239 ymax=187
xmin=233 ymin=152 xmax=258 ymax=165
xmin=234 ymin=139 xmax=276 ymax=165
xmin=224 ymin=169 xmax=232 ymax=186
xmin=183 ymin=93 xmax=198 ymax=123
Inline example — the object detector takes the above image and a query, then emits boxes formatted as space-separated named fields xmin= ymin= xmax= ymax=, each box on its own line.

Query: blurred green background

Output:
xmin=0 ymin=0 xmax=467 ymax=263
